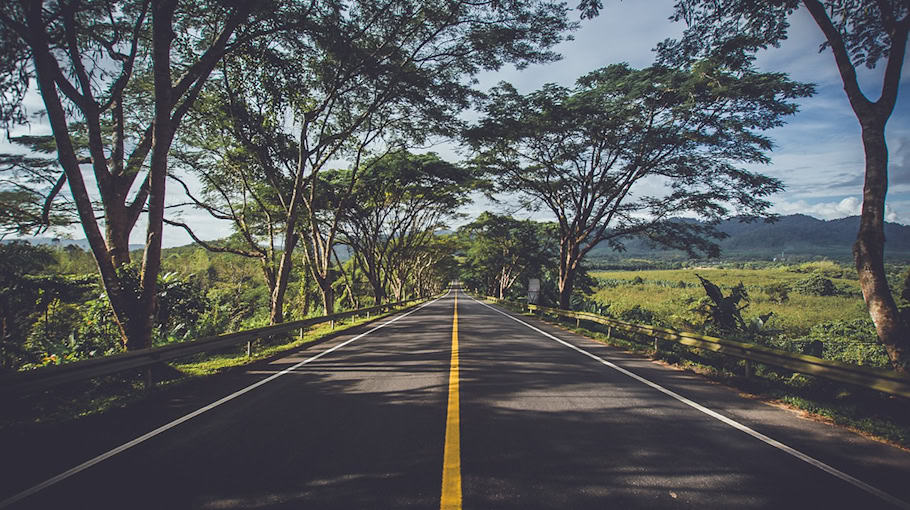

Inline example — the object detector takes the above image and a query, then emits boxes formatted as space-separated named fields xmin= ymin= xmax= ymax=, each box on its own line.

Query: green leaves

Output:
xmin=467 ymin=60 xmax=810 ymax=306
xmin=468 ymin=61 xmax=809 ymax=242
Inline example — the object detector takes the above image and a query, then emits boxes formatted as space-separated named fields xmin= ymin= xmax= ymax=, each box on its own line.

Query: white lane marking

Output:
xmin=467 ymin=295 xmax=910 ymax=510
xmin=0 ymin=294 xmax=448 ymax=509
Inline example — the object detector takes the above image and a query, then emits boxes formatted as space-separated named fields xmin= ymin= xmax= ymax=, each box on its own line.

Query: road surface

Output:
xmin=2 ymin=289 xmax=909 ymax=509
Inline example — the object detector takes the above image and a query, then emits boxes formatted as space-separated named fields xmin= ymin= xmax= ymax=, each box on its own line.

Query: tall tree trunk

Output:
xmin=269 ymin=225 xmax=299 ymax=325
xmin=302 ymin=257 xmax=312 ymax=317
xmin=132 ymin=0 xmax=178 ymax=351
xmin=268 ymin=258 xmax=291 ymax=325
xmin=854 ymin=122 xmax=910 ymax=373
xmin=370 ymin=276 xmax=386 ymax=306
xmin=106 ymin=209 xmax=133 ymax=267
xmin=24 ymin=0 xmax=139 ymax=350
xmin=558 ymin=265 xmax=577 ymax=310
xmin=319 ymin=277 xmax=335 ymax=316
xmin=557 ymin=238 xmax=580 ymax=309
xmin=803 ymin=0 xmax=910 ymax=373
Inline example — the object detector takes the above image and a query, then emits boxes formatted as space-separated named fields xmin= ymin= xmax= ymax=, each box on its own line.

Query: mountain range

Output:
xmin=8 ymin=214 xmax=910 ymax=262
xmin=590 ymin=214 xmax=910 ymax=261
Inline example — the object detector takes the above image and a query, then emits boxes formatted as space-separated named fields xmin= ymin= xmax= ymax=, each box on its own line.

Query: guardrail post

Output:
xmin=299 ymin=328 xmax=304 ymax=341
xmin=607 ymin=326 xmax=612 ymax=339
xmin=144 ymin=367 xmax=153 ymax=390
xmin=246 ymin=340 xmax=252 ymax=358
xmin=330 ymin=320 xmax=335 ymax=330
xmin=744 ymin=359 xmax=752 ymax=379
xmin=653 ymin=337 xmax=659 ymax=352
xmin=576 ymin=317 xmax=580 ymax=328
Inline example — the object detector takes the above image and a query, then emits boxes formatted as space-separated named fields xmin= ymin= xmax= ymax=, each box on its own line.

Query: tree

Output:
xmin=0 ymin=242 xmax=56 ymax=369
xmin=167 ymin=56 xmax=305 ymax=325
xmin=340 ymin=152 xmax=476 ymax=305
xmin=613 ymin=0 xmax=909 ymax=372
xmin=409 ymin=233 xmax=461 ymax=297
xmin=467 ymin=62 xmax=811 ymax=308
xmin=458 ymin=213 xmax=557 ymax=299
xmin=0 ymin=241 xmax=94 ymax=369
xmin=0 ymin=134 xmax=78 ymax=238
xmin=295 ymin=0 xmax=573 ymax=315
xmin=172 ymin=0 xmax=574 ymax=317
xmin=0 ymin=0 xmax=262 ymax=350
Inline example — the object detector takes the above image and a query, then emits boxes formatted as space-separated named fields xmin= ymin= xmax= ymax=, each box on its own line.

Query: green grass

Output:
xmin=589 ymin=266 xmax=872 ymax=337
xmin=174 ymin=319 xmax=363 ymax=376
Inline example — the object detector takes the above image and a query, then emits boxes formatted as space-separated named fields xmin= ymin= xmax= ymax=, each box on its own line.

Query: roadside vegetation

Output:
xmin=0 ymin=239 xmax=453 ymax=374
xmin=0 ymin=304 xmax=414 ymax=431
xmin=585 ymin=261 xmax=910 ymax=369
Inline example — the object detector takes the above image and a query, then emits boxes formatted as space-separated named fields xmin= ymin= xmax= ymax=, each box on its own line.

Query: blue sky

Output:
xmin=454 ymin=1 xmax=910 ymax=229
xmin=4 ymin=1 xmax=908 ymax=247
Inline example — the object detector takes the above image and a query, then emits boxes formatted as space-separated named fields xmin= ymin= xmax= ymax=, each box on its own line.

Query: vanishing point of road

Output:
xmin=2 ymin=288 xmax=910 ymax=509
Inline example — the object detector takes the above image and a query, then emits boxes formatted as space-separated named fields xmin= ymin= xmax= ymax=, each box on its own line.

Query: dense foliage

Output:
xmin=0 ymin=234 xmax=456 ymax=373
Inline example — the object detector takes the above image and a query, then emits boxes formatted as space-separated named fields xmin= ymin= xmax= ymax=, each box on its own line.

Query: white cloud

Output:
xmin=772 ymin=196 xmax=907 ymax=224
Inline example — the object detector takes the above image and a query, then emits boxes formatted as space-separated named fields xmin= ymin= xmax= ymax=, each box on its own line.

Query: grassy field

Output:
xmin=590 ymin=265 xmax=865 ymax=335
xmin=586 ymin=261 xmax=908 ymax=368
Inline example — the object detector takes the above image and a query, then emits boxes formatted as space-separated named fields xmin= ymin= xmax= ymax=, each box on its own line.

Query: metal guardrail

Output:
xmin=485 ymin=296 xmax=910 ymax=399
xmin=1 ymin=296 xmax=431 ymax=397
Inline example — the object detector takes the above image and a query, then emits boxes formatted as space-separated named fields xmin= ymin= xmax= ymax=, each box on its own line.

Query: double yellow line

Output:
xmin=440 ymin=291 xmax=462 ymax=509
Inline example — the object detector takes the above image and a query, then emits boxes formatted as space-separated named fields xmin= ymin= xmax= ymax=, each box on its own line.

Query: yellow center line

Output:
xmin=440 ymin=290 xmax=462 ymax=509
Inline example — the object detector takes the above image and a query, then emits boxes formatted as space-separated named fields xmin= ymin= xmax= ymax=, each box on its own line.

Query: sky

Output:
xmin=3 ymin=1 xmax=909 ymax=247
xmin=452 ymin=1 xmax=910 ymax=229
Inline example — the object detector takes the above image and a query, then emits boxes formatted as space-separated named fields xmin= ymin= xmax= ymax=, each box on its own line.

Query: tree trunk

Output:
xmin=106 ymin=210 xmax=133 ymax=267
xmin=24 ymin=1 xmax=139 ymax=351
xmin=558 ymin=266 xmax=577 ymax=310
xmin=557 ymin=238 xmax=580 ymax=309
xmin=302 ymin=257 xmax=311 ymax=316
xmin=319 ymin=277 xmax=335 ymax=316
xmin=132 ymin=0 xmax=178 ymax=351
xmin=371 ymin=278 xmax=386 ymax=306
xmin=268 ymin=230 xmax=298 ymax=325
xmin=802 ymin=0 xmax=910 ymax=372
xmin=854 ymin=121 xmax=910 ymax=373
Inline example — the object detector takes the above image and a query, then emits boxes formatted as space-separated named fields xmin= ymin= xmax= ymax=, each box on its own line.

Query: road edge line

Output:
xmin=468 ymin=295 xmax=910 ymax=510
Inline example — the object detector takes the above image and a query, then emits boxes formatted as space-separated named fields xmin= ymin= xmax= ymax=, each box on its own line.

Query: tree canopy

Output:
xmin=467 ymin=61 xmax=812 ymax=308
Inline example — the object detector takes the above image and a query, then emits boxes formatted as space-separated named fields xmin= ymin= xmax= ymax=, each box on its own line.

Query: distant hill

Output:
xmin=2 ymin=237 xmax=144 ymax=252
xmin=590 ymin=214 xmax=910 ymax=261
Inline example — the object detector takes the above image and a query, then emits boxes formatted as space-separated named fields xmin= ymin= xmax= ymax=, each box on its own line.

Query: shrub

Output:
xmin=792 ymin=274 xmax=838 ymax=296
xmin=619 ymin=305 xmax=655 ymax=324
xmin=800 ymin=319 xmax=890 ymax=368
xmin=793 ymin=260 xmax=845 ymax=278
xmin=763 ymin=282 xmax=790 ymax=303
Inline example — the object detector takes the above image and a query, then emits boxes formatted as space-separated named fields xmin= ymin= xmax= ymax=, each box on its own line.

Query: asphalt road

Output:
xmin=2 ymin=289 xmax=910 ymax=509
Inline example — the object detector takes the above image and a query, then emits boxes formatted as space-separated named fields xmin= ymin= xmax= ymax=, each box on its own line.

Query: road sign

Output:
xmin=528 ymin=278 xmax=540 ymax=304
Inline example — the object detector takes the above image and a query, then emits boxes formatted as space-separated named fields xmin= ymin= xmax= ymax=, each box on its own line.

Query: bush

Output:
xmin=619 ymin=305 xmax=655 ymax=324
xmin=792 ymin=274 xmax=838 ymax=296
xmin=800 ymin=319 xmax=890 ymax=368
xmin=763 ymin=282 xmax=790 ymax=303
xmin=792 ymin=260 xmax=845 ymax=278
